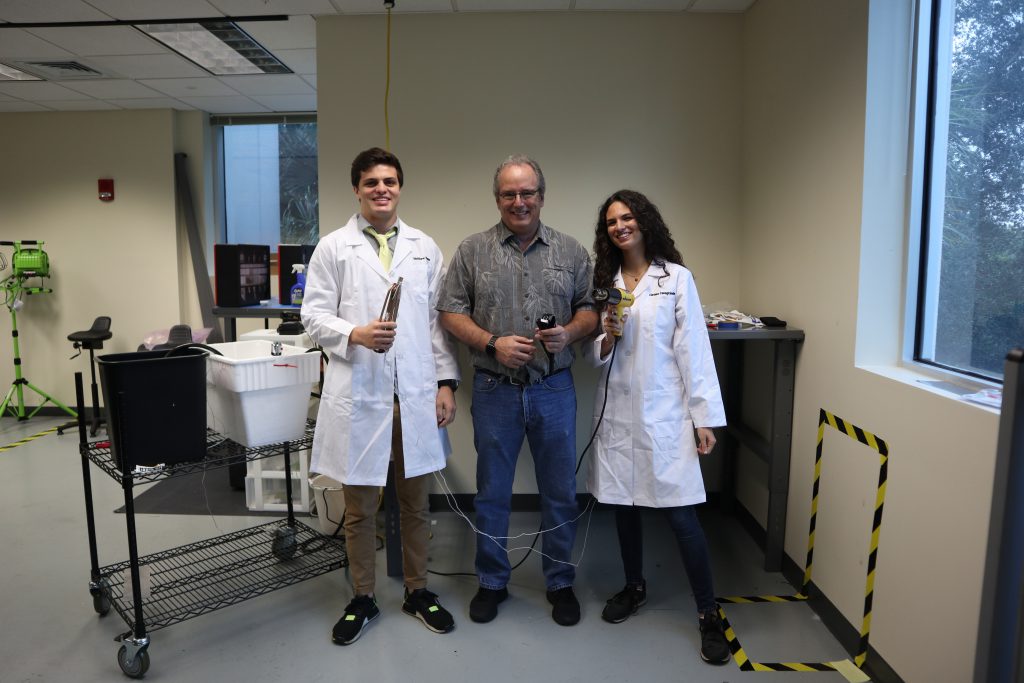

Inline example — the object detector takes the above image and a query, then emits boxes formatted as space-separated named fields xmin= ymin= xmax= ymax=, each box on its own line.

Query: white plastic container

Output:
xmin=206 ymin=340 xmax=319 ymax=447
xmin=238 ymin=328 xmax=317 ymax=349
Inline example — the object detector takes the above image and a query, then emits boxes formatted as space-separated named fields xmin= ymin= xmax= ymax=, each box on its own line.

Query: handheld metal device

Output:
xmin=375 ymin=277 xmax=403 ymax=354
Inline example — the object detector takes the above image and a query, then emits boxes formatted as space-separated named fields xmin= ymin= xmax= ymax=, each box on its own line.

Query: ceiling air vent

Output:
xmin=12 ymin=60 xmax=109 ymax=80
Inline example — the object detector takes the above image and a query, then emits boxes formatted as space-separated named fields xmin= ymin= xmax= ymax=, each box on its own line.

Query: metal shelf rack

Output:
xmin=74 ymin=373 xmax=346 ymax=678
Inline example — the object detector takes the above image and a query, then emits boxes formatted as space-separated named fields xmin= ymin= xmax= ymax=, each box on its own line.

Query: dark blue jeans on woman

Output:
xmin=614 ymin=504 xmax=717 ymax=614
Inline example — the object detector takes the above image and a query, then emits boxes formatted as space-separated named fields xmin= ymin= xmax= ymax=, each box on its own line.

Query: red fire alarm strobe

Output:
xmin=98 ymin=178 xmax=114 ymax=202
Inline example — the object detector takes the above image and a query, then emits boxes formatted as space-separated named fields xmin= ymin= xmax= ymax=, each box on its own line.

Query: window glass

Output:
xmin=222 ymin=122 xmax=318 ymax=247
xmin=917 ymin=0 xmax=1024 ymax=381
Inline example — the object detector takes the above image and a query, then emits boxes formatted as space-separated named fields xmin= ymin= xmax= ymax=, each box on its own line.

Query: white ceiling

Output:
xmin=0 ymin=0 xmax=755 ymax=114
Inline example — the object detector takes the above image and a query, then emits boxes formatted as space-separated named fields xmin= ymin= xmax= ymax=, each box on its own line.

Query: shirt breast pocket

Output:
xmin=543 ymin=266 xmax=573 ymax=298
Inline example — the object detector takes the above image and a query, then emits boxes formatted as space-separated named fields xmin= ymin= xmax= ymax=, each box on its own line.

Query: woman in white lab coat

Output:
xmin=585 ymin=189 xmax=729 ymax=666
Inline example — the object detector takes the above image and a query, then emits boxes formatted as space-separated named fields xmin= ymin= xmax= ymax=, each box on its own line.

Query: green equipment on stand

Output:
xmin=0 ymin=240 xmax=77 ymax=421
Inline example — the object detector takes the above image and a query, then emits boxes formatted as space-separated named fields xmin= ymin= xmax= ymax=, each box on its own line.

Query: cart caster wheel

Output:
xmin=272 ymin=526 xmax=297 ymax=561
xmin=92 ymin=579 xmax=112 ymax=616
xmin=117 ymin=645 xmax=150 ymax=678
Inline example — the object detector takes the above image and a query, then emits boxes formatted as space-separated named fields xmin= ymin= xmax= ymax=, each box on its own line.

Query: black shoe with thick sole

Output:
xmin=546 ymin=586 xmax=581 ymax=626
xmin=469 ymin=586 xmax=508 ymax=623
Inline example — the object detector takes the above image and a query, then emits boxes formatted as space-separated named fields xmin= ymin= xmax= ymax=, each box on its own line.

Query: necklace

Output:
xmin=622 ymin=262 xmax=650 ymax=282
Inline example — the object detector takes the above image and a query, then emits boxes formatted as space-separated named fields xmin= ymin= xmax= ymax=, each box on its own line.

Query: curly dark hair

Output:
xmin=350 ymin=147 xmax=404 ymax=188
xmin=593 ymin=189 xmax=684 ymax=288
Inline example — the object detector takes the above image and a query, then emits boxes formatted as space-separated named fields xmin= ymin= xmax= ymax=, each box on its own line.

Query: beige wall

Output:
xmin=0 ymin=110 xmax=184 ymax=409
xmin=739 ymin=1 xmax=999 ymax=680
xmin=316 ymin=12 xmax=744 ymax=493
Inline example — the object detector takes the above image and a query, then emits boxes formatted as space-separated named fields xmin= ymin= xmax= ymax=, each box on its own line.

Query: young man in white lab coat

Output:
xmin=301 ymin=147 xmax=460 ymax=645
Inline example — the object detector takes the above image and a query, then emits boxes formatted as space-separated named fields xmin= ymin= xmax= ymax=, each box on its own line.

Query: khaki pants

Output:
xmin=342 ymin=400 xmax=430 ymax=595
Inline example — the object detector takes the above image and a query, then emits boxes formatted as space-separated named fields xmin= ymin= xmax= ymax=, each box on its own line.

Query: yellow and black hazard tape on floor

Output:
xmin=0 ymin=425 xmax=60 ymax=453
xmin=718 ymin=604 xmax=871 ymax=681
xmin=711 ymin=409 xmax=888 ymax=680
xmin=718 ymin=593 xmax=807 ymax=604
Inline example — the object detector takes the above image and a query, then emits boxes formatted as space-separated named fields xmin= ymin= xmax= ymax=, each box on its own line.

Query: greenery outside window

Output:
xmin=214 ymin=116 xmax=319 ymax=249
xmin=915 ymin=0 xmax=1023 ymax=382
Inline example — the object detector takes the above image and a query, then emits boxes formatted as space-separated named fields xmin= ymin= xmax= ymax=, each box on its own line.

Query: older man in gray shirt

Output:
xmin=438 ymin=154 xmax=598 ymax=627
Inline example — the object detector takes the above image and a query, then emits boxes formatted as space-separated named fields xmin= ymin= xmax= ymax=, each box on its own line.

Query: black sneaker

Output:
xmin=469 ymin=586 xmax=508 ymax=623
xmin=698 ymin=607 xmax=730 ymax=664
xmin=546 ymin=586 xmax=581 ymax=626
xmin=402 ymin=588 xmax=455 ymax=634
xmin=331 ymin=594 xmax=379 ymax=645
xmin=601 ymin=581 xmax=647 ymax=624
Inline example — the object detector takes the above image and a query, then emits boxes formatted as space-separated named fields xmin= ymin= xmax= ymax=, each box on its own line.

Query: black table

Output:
xmin=709 ymin=327 xmax=805 ymax=572
xmin=212 ymin=298 xmax=299 ymax=342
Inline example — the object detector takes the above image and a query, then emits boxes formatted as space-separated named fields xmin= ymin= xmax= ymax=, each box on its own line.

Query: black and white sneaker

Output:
xmin=698 ymin=607 xmax=730 ymax=665
xmin=332 ymin=594 xmax=379 ymax=645
xmin=601 ymin=581 xmax=648 ymax=624
xmin=402 ymin=587 xmax=455 ymax=633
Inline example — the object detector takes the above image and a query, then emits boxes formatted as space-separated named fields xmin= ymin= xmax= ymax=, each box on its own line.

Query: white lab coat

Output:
xmin=301 ymin=214 xmax=459 ymax=486
xmin=584 ymin=262 xmax=725 ymax=507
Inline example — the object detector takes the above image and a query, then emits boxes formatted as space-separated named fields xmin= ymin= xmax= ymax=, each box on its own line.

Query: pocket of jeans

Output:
xmin=472 ymin=372 xmax=499 ymax=393
xmin=540 ymin=369 xmax=573 ymax=392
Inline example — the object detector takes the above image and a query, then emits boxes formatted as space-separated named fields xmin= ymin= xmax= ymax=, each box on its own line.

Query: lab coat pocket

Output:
xmin=651 ymin=419 xmax=684 ymax=455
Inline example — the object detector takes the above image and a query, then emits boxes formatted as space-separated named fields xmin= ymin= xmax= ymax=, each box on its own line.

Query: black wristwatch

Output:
xmin=437 ymin=379 xmax=459 ymax=392
xmin=485 ymin=334 xmax=499 ymax=357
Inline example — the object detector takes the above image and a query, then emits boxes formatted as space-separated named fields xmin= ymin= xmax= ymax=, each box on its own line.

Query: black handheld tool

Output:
xmin=536 ymin=314 xmax=556 ymax=375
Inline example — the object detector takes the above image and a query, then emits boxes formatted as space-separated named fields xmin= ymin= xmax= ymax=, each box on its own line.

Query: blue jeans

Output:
xmin=614 ymin=505 xmax=717 ymax=614
xmin=471 ymin=368 xmax=579 ymax=591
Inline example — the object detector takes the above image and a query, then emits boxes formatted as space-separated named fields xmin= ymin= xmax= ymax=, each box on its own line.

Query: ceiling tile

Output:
xmin=61 ymin=79 xmax=166 ymax=98
xmin=690 ymin=0 xmax=755 ymax=11
xmin=332 ymin=0 xmax=453 ymax=13
xmin=0 ymin=0 xmax=111 ymax=22
xmin=0 ymin=100 xmax=52 ymax=111
xmin=138 ymin=77 xmax=242 ymax=97
xmin=208 ymin=0 xmax=337 ymax=16
xmin=42 ymin=99 xmax=121 ymax=110
xmin=175 ymin=94 xmax=271 ymax=113
xmin=83 ymin=0 xmax=224 ymax=21
xmin=574 ymin=0 xmax=693 ymax=9
xmin=85 ymin=54 xmax=209 ymax=79
xmin=107 ymin=98 xmax=196 ymax=110
xmin=264 ymin=48 xmax=315 ymax=75
xmin=0 ymin=81 xmax=93 ymax=100
xmin=217 ymin=73 xmax=314 ymax=95
xmin=238 ymin=15 xmax=316 ymax=49
xmin=247 ymin=93 xmax=316 ymax=111
xmin=456 ymin=0 xmax=569 ymax=11
xmin=23 ymin=26 xmax=164 ymax=57
xmin=0 ymin=29 xmax=76 ymax=61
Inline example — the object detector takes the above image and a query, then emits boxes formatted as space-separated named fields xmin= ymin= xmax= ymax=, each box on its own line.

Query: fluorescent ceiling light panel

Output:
xmin=136 ymin=22 xmax=291 ymax=76
xmin=0 ymin=63 xmax=43 ymax=81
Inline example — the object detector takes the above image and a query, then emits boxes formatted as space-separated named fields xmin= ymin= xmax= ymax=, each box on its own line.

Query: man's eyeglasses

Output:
xmin=498 ymin=189 xmax=540 ymax=202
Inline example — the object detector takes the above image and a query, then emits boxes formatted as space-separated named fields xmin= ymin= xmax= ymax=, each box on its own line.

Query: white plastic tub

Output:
xmin=206 ymin=340 xmax=319 ymax=447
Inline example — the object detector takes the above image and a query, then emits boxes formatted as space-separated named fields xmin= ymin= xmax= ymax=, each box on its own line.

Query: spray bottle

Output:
xmin=290 ymin=264 xmax=306 ymax=306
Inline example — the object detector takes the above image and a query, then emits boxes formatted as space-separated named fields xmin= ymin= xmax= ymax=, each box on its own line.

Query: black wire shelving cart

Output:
xmin=73 ymin=372 xmax=347 ymax=678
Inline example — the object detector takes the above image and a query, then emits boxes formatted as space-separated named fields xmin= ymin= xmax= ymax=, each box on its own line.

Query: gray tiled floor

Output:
xmin=1 ymin=416 xmax=852 ymax=683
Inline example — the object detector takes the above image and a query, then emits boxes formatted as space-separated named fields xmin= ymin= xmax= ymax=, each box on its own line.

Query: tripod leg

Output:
xmin=0 ymin=383 xmax=18 ymax=420
xmin=22 ymin=381 xmax=77 ymax=419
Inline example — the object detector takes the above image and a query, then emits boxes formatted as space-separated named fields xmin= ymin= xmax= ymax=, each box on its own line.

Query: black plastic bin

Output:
xmin=97 ymin=348 xmax=209 ymax=471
